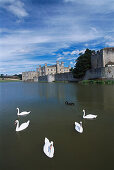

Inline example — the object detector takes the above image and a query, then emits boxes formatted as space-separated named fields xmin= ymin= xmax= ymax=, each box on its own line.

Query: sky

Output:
xmin=0 ymin=0 xmax=114 ymax=74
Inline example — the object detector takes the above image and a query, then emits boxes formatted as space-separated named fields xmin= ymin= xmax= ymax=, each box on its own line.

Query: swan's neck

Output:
xmin=17 ymin=108 xmax=19 ymax=115
xmin=16 ymin=121 xmax=19 ymax=130
xmin=83 ymin=110 xmax=85 ymax=116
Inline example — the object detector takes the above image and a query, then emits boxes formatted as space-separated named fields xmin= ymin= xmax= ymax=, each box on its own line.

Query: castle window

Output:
xmin=51 ymin=69 xmax=53 ymax=71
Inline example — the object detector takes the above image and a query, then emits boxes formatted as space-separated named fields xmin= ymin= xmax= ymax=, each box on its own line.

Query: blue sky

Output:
xmin=0 ymin=0 xmax=114 ymax=74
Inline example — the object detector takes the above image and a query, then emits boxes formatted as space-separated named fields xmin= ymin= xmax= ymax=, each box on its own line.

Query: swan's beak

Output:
xmin=15 ymin=121 xmax=16 ymax=124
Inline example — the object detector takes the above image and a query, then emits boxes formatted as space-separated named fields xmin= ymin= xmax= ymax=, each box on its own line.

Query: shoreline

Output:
xmin=79 ymin=79 xmax=114 ymax=85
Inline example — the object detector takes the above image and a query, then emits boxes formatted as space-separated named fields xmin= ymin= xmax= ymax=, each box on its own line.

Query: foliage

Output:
xmin=0 ymin=74 xmax=4 ymax=80
xmin=73 ymin=49 xmax=93 ymax=78
xmin=70 ymin=67 xmax=73 ymax=72
xmin=14 ymin=74 xmax=22 ymax=80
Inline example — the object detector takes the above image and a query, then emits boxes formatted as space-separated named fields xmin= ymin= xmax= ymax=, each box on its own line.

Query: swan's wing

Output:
xmin=88 ymin=114 xmax=97 ymax=118
xmin=19 ymin=121 xmax=29 ymax=129
xmin=75 ymin=122 xmax=80 ymax=126
xmin=45 ymin=137 xmax=49 ymax=144
xmin=43 ymin=143 xmax=54 ymax=158
xmin=19 ymin=122 xmax=27 ymax=129
xmin=20 ymin=111 xmax=29 ymax=114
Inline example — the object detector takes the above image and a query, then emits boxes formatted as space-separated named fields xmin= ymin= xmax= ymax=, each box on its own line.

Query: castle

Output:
xmin=22 ymin=47 xmax=114 ymax=82
xmin=22 ymin=61 xmax=71 ymax=81
xmin=37 ymin=61 xmax=71 ymax=76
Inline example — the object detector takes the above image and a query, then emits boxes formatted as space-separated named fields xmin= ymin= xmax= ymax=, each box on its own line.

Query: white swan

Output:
xmin=83 ymin=109 xmax=97 ymax=119
xmin=75 ymin=121 xmax=83 ymax=133
xmin=43 ymin=137 xmax=54 ymax=158
xmin=17 ymin=107 xmax=31 ymax=116
xmin=15 ymin=120 xmax=30 ymax=132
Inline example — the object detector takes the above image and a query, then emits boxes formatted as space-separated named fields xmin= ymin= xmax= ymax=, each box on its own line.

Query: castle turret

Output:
xmin=61 ymin=62 xmax=64 ymax=73
xmin=39 ymin=65 xmax=42 ymax=76
xmin=68 ymin=65 xmax=71 ymax=70
xmin=56 ymin=61 xmax=60 ymax=73
xmin=44 ymin=63 xmax=48 ymax=75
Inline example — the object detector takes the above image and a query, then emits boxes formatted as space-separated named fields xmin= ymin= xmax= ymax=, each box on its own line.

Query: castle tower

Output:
xmin=44 ymin=63 xmax=47 ymax=75
xmin=68 ymin=65 xmax=71 ymax=70
xmin=39 ymin=65 xmax=42 ymax=76
xmin=36 ymin=67 xmax=39 ymax=77
xmin=61 ymin=62 xmax=64 ymax=73
xmin=56 ymin=61 xmax=60 ymax=73
xmin=103 ymin=47 xmax=114 ymax=67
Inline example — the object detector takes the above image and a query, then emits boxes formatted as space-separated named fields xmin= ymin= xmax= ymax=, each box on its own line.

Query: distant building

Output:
xmin=37 ymin=61 xmax=71 ymax=76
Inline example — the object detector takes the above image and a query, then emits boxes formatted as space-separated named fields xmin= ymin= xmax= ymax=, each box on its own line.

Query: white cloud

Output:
xmin=70 ymin=61 xmax=75 ymax=66
xmin=0 ymin=59 xmax=56 ymax=74
xmin=105 ymin=42 xmax=114 ymax=46
xmin=64 ymin=0 xmax=113 ymax=6
xmin=57 ymin=56 xmax=64 ymax=60
xmin=0 ymin=0 xmax=114 ymax=74
xmin=63 ymin=51 xmax=71 ymax=55
xmin=71 ymin=49 xmax=86 ymax=55
xmin=0 ymin=0 xmax=28 ymax=17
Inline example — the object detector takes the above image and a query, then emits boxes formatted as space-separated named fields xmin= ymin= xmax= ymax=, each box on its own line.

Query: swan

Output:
xmin=83 ymin=109 xmax=97 ymax=119
xmin=15 ymin=120 xmax=30 ymax=132
xmin=43 ymin=137 xmax=54 ymax=158
xmin=75 ymin=121 xmax=83 ymax=133
xmin=17 ymin=107 xmax=31 ymax=116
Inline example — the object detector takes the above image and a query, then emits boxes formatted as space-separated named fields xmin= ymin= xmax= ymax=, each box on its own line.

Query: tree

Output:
xmin=0 ymin=74 xmax=4 ymax=80
xmin=70 ymin=67 xmax=73 ymax=72
xmin=73 ymin=49 xmax=93 ymax=78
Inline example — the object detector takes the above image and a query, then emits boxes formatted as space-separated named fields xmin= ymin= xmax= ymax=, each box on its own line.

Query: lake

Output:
xmin=0 ymin=82 xmax=114 ymax=170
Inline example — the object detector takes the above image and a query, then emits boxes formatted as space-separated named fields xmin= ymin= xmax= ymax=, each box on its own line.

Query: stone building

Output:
xmin=37 ymin=61 xmax=71 ymax=76
xmin=22 ymin=71 xmax=38 ymax=81
xmin=91 ymin=47 xmax=114 ymax=69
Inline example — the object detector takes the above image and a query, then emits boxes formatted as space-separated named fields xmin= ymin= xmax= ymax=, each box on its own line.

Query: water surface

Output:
xmin=0 ymin=82 xmax=114 ymax=170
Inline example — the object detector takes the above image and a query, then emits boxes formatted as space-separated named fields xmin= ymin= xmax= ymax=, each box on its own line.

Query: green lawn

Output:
xmin=0 ymin=79 xmax=21 ymax=82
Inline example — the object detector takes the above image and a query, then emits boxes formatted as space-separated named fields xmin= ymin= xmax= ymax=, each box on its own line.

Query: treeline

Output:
xmin=0 ymin=74 xmax=22 ymax=80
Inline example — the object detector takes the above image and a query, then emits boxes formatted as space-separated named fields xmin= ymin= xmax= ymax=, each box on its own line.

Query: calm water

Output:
xmin=0 ymin=82 xmax=114 ymax=170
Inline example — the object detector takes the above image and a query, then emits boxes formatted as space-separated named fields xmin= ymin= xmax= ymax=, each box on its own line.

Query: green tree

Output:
xmin=70 ymin=67 xmax=73 ymax=72
xmin=0 ymin=74 xmax=4 ymax=80
xmin=73 ymin=49 xmax=93 ymax=78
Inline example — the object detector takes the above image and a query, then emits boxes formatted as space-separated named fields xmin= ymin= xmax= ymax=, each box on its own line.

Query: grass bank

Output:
xmin=79 ymin=80 xmax=114 ymax=85
xmin=0 ymin=79 xmax=21 ymax=82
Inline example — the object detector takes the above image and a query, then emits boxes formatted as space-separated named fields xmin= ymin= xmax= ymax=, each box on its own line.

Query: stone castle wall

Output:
xmin=22 ymin=71 xmax=38 ymax=81
xmin=84 ymin=66 xmax=114 ymax=80
xmin=38 ymin=72 xmax=78 ymax=82
xmin=103 ymin=48 xmax=114 ymax=66
xmin=91 ymin=50 xmax=103 ymax=69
